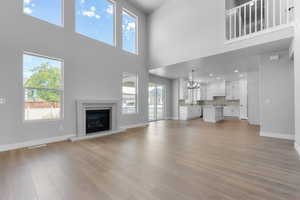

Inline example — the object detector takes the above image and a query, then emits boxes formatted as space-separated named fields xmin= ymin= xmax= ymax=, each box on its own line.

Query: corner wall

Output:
xmin=294 ymin=0 xmax=300 ymax=154
xmin=259 ymin=50 xmax=295 ymax=139
xmin=248 ymin=70 xmax=260 ymax=125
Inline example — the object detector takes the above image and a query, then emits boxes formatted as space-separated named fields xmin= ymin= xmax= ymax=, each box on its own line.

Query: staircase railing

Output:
xmin=226 ymin=0 xmax=294 ymax=41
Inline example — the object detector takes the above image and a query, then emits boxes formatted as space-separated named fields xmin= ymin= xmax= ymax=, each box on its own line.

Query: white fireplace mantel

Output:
xmin=72 ymin=99 xmax=125 ymax=141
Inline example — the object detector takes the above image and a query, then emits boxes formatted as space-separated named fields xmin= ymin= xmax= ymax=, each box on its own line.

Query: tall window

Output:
xmin=122 ymin=73 xmax=138 ymax=114
xmin=23 ymin=53 xmax=63 ymax=121
xmin=122 ymin=9 xmax=138 ymax=54
xmin=76 ymin=0 xmax=115 ymax=46
xmin=23 ymin=0 xmax=63 ymax=26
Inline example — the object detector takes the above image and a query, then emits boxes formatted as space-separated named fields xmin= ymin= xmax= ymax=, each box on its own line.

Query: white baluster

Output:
xmin=255 ymin=0 xmax=257 ymax=32
xmin=266 ymin=0 xmax=269 ymax=28
xmin=273 ymin=0 xmax=276 ymax=27
xmin=287 ymin=0 xmax=289 ymax=24
xmin=261 ymin=0 xmax=263 ymax=30
xmin=229 ymin=12 xmax=232 ymax=40
xmin=234 ymin=10 xmax=237 ymax=38
xmin=250 ymin=4 xmax=252 ymax=33
xmin=239 ymin=8 xmax=242 ymax=37
xmin=244 ymin=5 xmax=246 ymax=35
xmin=280 ymin=0 xmax=282 ymax=25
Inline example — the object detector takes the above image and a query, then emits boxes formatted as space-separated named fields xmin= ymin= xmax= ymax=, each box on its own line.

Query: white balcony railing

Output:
xmin=226 ymin=0 xmax=294 ymax=41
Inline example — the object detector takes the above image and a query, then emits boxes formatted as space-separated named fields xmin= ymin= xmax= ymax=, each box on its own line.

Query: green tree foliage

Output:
xmin=25 ymin=63 xmax=61 ymax=102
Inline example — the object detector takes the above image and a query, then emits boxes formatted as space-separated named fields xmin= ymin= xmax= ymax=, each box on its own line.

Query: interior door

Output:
xmin=148 ymin=83 xmax=166 ymax=121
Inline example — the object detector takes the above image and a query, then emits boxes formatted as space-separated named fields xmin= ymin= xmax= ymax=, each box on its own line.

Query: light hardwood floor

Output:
xmin=1 ymin=119 xmax=300 ymax=200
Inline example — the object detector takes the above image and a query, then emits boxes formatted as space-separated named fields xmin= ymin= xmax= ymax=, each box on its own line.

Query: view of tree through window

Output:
xmin=122 ymin=73 xmax=138 ymax=114
xmin=122 ymin=9 xmax=137 ymax=54
xmin=23 ymin=54 xmax=63 ymax=120
xmin=76 ymin=0 xmax=115 ymax=45
xmin=23 ymin=0 xmax=63 ymax=26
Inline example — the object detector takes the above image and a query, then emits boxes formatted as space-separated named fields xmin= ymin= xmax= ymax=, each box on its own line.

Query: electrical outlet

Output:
xmin=0 ymin=98 xmax=6 ymax=105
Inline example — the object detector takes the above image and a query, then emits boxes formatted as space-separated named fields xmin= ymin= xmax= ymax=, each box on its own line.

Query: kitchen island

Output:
xmin=203 ymin=105 xmax=224 ymax=123
xmin=179 ymin=105 xmax=202 ymax=120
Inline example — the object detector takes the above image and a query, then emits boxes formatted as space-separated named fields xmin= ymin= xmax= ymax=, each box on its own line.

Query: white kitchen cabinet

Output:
xmin=207 ymin=81 xmax=226 ymax=100
xmin=206 ymin=83 xmax=214 ymax=100
xmin=179 ymin=78 xmax=188 ymax=100
xmin=194 ymin=83 xmax=207 ymax=101
xmin=179 ymin=105 xmax=202 ymax=120
xmin=224 ymin=105 xmax=240 ymax=117
xmin=185 ymin=84 xmax=207 ymax=103
xmin=200 ymin=84 xmax=207 ymax=100
xmin=226 ymin=81 xmax=240 ymax=100
xmin=203 ymin=106 xmax=224 ymax=123
xmin=194 ymin=88 xmax=200 ymax=101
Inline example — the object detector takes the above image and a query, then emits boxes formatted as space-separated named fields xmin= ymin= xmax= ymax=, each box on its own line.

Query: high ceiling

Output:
xmin=126 ymin=0 xmax=166 ymax=14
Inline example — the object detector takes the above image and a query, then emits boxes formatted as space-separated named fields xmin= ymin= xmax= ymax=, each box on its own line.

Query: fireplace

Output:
xmin=86 ymin=109 xmax=111 ymax=134
xmin=75 ymin=100 xmax=121 ymax=140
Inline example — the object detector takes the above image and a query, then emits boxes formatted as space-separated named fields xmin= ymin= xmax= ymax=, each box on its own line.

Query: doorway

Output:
xmin=149 ymin=83 xmax=166 ymax=121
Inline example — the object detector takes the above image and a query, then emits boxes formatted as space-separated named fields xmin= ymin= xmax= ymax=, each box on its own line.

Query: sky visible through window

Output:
xmin=122 ymin=10 xmax=137 ymax=54
xmin=23 ymin=0 xmax=62 ymax=26
xmin=23 ymin=54 xmax=62 ymax=88
xmin=76 ymin=0 xmax=115 ymax=45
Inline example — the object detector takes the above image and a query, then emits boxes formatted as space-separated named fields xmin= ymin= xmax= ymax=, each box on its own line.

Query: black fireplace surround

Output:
xmin=86 ymin=109 xmax=111 ymax=134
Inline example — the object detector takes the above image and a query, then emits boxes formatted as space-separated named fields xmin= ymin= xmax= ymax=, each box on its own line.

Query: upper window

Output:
xmin=23 ymin=53 xmax=63 ymax=121
xmin=23 ymin=0 xmax=63 ymax=26
xmin=122 ymin=9 xmax=138 ymax=54
xmin=76 ymin=0 xmax=115 ymax=46
xmin=122 ymin=73 xmax=138 ymax=114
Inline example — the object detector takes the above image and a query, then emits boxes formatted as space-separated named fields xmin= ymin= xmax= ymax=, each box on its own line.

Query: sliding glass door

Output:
xmin=148 ymin=83 xmax=166 ymax=121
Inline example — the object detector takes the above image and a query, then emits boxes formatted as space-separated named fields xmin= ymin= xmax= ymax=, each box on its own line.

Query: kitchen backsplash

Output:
xmin=179 ymin=97 xmax=240 ymax=106
xmin=200 ymin=97 xmax=240 ymax=106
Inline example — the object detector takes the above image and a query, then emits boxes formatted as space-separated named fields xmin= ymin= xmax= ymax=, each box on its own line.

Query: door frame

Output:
xmin=148 ymin=83 xmax=166 ymax=122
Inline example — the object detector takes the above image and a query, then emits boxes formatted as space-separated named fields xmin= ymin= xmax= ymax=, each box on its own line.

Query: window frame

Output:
xmin=75 ymin=0 xmax=117 ymax=47
xmin=22 ymin=0 xmax=65 ymax=27
xmin=22 ymin=51 xmax=64 ymax=122
xmin=121 ymin=8 xmax=139 ymax=55
xmin=122 ymin=72 xmax=139 ymax=115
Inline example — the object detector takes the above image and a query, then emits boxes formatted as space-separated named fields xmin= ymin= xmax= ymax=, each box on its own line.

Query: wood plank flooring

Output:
xmin=1 ymin=119 xmax=300 ymax=200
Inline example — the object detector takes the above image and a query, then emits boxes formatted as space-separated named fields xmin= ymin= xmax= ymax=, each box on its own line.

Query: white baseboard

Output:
xmin=121 ymin=122 xmax=149 ymax=130
xmin=260 ymin=131 xmax=295 ymax=140
xmin=71 ymin=129 xmax=126 ymax=142
xmin=295 ymin=142 xmax=300 ymax=157
xmin=0 ymin=134 xmax=75 ymax=152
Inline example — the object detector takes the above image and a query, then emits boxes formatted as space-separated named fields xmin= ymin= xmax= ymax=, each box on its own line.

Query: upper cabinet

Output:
xmin=226 ymin=81 xmax=240 ymax=100
xmin=207 ymin=81 xmax=226 ymax=100
xmin=179 ymin=78 xmax=188 ymax=100
xmin=195 ymin=83 xmax=207 ymax=101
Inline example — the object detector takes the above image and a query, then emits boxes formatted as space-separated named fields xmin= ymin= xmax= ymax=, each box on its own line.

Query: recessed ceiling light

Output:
xmin=209 ymin=73 xmax=213 ymax=77
xmin=234 ymin=70 xmax=239 ymax=73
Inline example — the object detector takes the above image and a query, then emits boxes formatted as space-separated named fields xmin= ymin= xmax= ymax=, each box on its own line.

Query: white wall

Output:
xmin=148 ymin=0 xmax=294 ymax=68
xmin=0 ymin=0 xmax=148 ymax=145
xmin=259 ymin=50 xmax=294 ymax=136
xmin=248 ymin=70 xmax=260 ymax=125
xmin=294 ymin=0 xmax=300 ymax=147
xmin=149 ymin=74 xmax=173 ymax=119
